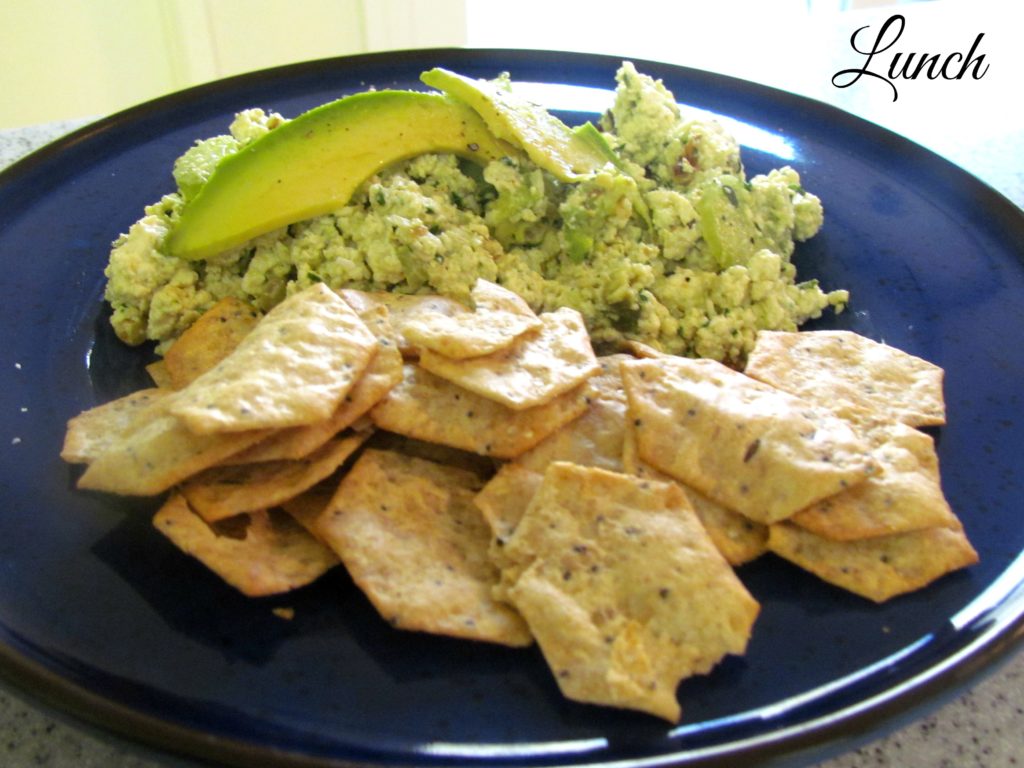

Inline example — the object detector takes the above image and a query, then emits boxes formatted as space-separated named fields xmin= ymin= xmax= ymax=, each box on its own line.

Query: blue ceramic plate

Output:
xmin=1 ymin=49 xmax=1022 ymax=768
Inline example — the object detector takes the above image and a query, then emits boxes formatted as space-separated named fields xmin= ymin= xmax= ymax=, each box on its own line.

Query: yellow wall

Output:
xmin=0 ymin=0 xmax=466 ymax=128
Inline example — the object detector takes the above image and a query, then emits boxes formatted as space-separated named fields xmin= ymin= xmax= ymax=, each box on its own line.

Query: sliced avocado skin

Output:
xmin=420 ymin=67 xmax=611 ymax=182
xmin=165 ymin=90 xmax=517 ymax=261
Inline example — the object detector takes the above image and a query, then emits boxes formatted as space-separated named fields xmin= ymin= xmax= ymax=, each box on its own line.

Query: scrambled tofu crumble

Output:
xmin=104 ymin=63 xmax=846 ymax=363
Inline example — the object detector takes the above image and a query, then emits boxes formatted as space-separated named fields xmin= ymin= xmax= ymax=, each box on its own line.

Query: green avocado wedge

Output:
xmin=420 ymin=67 xmax=613 ymax=182
xmin=165 ymin=90 xmax=519 ymax=261
xmin=572 ymin=121 xmax=650 ymax=225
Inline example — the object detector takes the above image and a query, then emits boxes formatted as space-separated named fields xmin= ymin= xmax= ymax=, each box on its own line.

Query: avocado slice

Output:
xmin=572 ymin=121 xmax=650 ymax=226
xmin=165 ymin=90 xmax=518 ymax=261
xmin=420 ymin=67 xmax=612 ymax=182
xmin=695 ymin=176 xmax=758 ymax=270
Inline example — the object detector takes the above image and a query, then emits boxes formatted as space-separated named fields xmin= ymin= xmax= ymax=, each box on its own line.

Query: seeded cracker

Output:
xmin=279 ymin=481 xmax=336 ymax=538
xmin=401 ymin=278 xmax=543 ymax=359
xmin=417 ymin=307 xmax=599 ymax=410
xmin=369 ymin=431 xmax=498 ymax=477
xmin=180 ymin=432 xmax=370 ymax=523
xmin=145 ymin=360 xmax=174 ymax=389
xmin=473 ymin=463 xmax=546 ymax=603
xmin=369 ymin=364 xmax=590 ymax=459
xmin=502 ymin=462 xmax=759 ymax=722
xmin=76 ymin=394 xmax=270 ymax=495
xmin=163 ymin=297 xmax=262 ymax=390
xmin=315 ymin=449 xmax=532 ymax=646
xmin=153 ymin=494 xmax=339 ymax=597
xmin=768 ymin=522 xmax=978 ymax=602
xmin=224 ymin=296 xmax=401 ymax=463
xmin=474 ymin=463 xmax=545 ymax=545
xmin=621 ymin=357 xmax=878 ymax=524
xmin=61 ymin=387 xmax=168 ymax=464
xmin=687 ymin=488 xmax=770 ymax=566
xmin=620 ymin=416 xmax=768 ymax=566
xmin=475 ymin=356 xmax=634 ymax=594
xmin=514 ymin=354 xmax=631 ymax=474
xmin=343 ymin=289 xmax=470 ymax=357
xmin=744 ymin=330 xmax=946 ymax=427
xmin=170 ymin=284 xmax=377 ymax=433
xmin=791 ymin=422 xmax=961 ymax=540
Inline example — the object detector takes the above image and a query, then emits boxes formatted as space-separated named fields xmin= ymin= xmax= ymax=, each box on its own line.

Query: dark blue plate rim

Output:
xmin=1 ymin=47 xmax=1023 ymax=768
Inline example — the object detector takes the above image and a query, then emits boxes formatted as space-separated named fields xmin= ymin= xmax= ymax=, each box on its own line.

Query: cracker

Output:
xmin=170 ymin=284 xmax=377 ymax=433
xmin=621 ymin=357 xmax=878 ymax=524
xmin=163 ymin=297 xmax=262 ymax=390
xmin=368 ymin=431 xmax=498 ymax=479
xmin=502 ymin=462 xmax=759 ymax=722
xmin=686 ymin=486 xmax=770 ymax=567
xmin=621 ymin=418 xmax=767 ymax=566
xmin=476 ymin=354 xmax=635 ymax=585
xmin=475 ymin=464 xmax=545 ymax=604
xmin=180 ymin=432 xmax=369 ymax=523
xmin=145 ymin=360 xmax=174 ymax=389
xmin=474 ymin=463 xmax=544 ymax=544
xmin=417 ymin=307 xmax=599 ymax=410
xmin=791 ymin=422 xmax=961 ymax=540
xmin=369 ymin=363 xmax=590 ymax=459
xmin=619 ymin=339 xmax=668 ymax=359
xmin=514 ymin=354 xmax=631 ymax=474
xmin=61 ymin=387 xmax=168 ymax=464
xmin=767 ymin=521 xmax=978 ymax=602
xmin=315 ymin=449 xmax=532 ymax=646
xmin=744 ymin=330 xmax=946 ymax=427
xmin=401 ymin=279 xmax=543 ymax=359
xmin=342 ymin=289 xmax=470 ymax=358
xmin=279 ymin=481 xmax=336 ymax=538
xmin=76 ymin=393 xmax=270 ymax=495
xmin=223 ymin=298 xmax=401 ymax=463
xmin=153 ymin=494 xmax=338 ymax=597
xmin=476 ymin=358 xmax=635 ymax=597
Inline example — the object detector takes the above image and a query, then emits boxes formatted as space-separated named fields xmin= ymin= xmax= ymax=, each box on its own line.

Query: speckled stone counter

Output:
xmin=2 ymin=106 xmax=1023 ymax=768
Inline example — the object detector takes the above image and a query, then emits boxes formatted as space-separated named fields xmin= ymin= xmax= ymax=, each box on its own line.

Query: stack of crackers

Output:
xmin=61 ymin=279 xmax=977 ymax=723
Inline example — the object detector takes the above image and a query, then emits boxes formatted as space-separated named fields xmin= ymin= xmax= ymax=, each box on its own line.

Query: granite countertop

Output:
xmin=1 ymin=90 xmax=1023 ymax=768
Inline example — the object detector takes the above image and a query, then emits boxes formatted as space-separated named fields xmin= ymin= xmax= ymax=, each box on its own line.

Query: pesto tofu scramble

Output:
xmin=104 ymin=63 xmax=847 ymax=364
